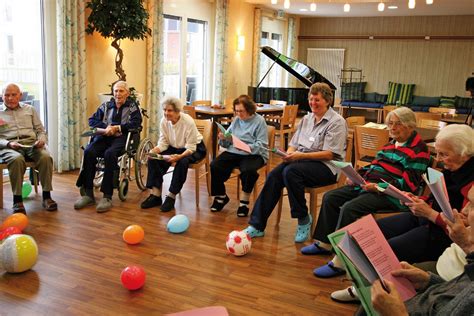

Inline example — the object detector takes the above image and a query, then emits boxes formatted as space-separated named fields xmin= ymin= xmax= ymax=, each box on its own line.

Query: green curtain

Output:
xmin=212 ymin=0 xmax=229 ymax=104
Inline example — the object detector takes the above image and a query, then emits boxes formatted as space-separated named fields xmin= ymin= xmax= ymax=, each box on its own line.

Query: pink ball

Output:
xmin=120 ymin=265 xmax=146 ymax=290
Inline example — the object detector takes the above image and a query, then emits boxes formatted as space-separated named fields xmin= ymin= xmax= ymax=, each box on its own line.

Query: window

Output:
xmin=163 ymin=15 xmax=182 ymax=99
xmin=259 ymin=31 xmax=283 ymax=87
xmin=0 ymin=0 xmax=46 ymax=123
xmin=186 ymin=19 xmax=206 ymax=102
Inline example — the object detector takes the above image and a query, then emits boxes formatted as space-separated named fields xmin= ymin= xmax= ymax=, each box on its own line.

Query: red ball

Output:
xmin=120 ymin=265 xmax=146 ymax=290
xmin=0 ymin=226 xmax=22 ymax=241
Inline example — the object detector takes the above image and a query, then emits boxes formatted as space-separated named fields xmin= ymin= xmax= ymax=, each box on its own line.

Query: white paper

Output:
xmin=422 ymin=167 xmax=454 ymax=222
xmin=330 ymin=160 xmax=367 ymax=186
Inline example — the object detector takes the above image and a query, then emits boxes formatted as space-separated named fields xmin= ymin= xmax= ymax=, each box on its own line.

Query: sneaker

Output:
xmin=42 ymin=198 xmax=58 ymax=211
xmin=330 ymin=286 xmax=360 ymax=303
xmin=160 ymin=196 xmax=175 ymax=212
xmin=74 ymin=196 xmax=95 ymax=210
xmin=96 ymin=198 xmax=112 ymax=213
xmin=301 ymin=242 xmax=332 ymax=255
xmin=237 ymin=204 xmax=249 ymax=217
xmin=313 ymin=261 xmax=346 ymax=278
xmin=12 ymin=202 xmax=26 ymax=214
xmin=210 ymin=195 xmax=230 ymax=212
xmin=243 ymin=225 xmax=265 ymax=238
xmin=141 ymin=194 xmax=162 ymax=209
xmin=294 ymin=214 xmax=312 ymax=243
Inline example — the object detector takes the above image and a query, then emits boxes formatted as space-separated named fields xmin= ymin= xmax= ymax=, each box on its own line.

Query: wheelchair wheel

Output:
xmin=118 ymin=178 xmax=129 ymax=201
xmin=135 ymin=138 xmax=153 ymax=191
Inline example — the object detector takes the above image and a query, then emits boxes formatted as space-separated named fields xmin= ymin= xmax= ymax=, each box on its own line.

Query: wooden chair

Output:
xmin=188 ymin=119 xmax=212 ymax=206
xmin=415 ymin=112 xmax=442 ymax=123
xmin=268 ymin=104 xmax=299 ymax=150
xmin=0 ymin=162 xmax=39 ymax=208
xmin=346 ymin=116 xmax=366 ymax=128
xmin=418 ymin=119 xmax=447 ymax=129
xmin=230 ymin=126 xmax=276 ymax=202
xmin=354 ymin=125 xmax=390 ymax=170
xmin=429 ymin=107 xmax=455 ymax=115
xmin=192 ymin=100 xmax=211 ymax=107
xmin=383 ymin=105 xmax=396 ymax=122
xmin=275 ymin=133 xmax=354 ymax=235
xmin=183 ymin=106 xmax=196 ymax=119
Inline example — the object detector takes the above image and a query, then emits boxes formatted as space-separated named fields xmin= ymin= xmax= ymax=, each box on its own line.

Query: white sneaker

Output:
xmin=330 ymin=286 xmax=359 ymax=303
xmin=96 ymin=198 xmax=112 ymax=213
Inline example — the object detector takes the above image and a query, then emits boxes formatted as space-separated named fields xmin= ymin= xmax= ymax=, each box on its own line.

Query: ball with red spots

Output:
xmin=225 ymin=230 xmax=252 ymax=256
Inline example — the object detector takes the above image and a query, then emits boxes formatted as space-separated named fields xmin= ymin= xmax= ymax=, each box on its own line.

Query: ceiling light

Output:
xmin=310 ymin=2 xmax=317 ymax=11
xmin=388 ymin=5 xmax=398 ymax=9
xmin=408 ymin=0 xmax=416 ymax=9
xmin=271 ymin=0 xmax=277 ymax=4
xmin=344 ymin=3 xmax=350 ymax=12
xmin=426 ymin=0 xmax=433 ymax=4
xmin=378 ymin=2 xmax=385 ymax=11
xmin=300 ymin=8 xmax=307 ymax=11
xmin=284 ymin=0 xmax=290 ymax=9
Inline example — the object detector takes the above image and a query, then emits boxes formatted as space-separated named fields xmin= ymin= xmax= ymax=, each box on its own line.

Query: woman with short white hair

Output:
xmin=140 ymin=97 xmax=206 ymax=212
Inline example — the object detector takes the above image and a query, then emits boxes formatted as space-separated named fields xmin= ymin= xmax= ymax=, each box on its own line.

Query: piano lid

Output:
xmin=261 ymin=46 xmax=336 ymax=90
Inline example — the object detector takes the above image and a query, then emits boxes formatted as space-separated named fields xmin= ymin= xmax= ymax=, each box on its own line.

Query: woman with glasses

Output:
xmin=301 ymin=106 xmax=431 ymax=278
xmin=209 ymin=95 xmax=268 ymax=217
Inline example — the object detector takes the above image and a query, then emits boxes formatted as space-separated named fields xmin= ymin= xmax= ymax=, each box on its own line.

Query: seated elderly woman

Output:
xmin=242 ymin=82 xmax=347 ymax=243
xmin=209 ymin=95 xmax=268 ymax=217
xmin=301 ymin=107 xmax=431 ymax=278
xmin=140 ymin=97 xmax=206 ymax=212
xmin=371 ymin=184 xmax=474 ymax=316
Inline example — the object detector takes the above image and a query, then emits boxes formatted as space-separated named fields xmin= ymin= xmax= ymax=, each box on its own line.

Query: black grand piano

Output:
xmin=248 ymin=46 xmax=336 ymax=113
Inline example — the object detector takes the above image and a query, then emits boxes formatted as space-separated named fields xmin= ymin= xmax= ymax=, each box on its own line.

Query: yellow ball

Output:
xmin=0 ymin=234 xmax=38 ymax=273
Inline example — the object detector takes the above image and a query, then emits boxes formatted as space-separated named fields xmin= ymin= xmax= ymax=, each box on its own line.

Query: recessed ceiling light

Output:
xmin=388 ymin=5 xmax=398 ymax=9
xmin=300 ymin=8 xmax=308 ymax=11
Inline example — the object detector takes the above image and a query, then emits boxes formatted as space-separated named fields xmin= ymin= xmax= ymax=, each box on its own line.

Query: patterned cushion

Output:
xmin=411 ymin=96 xmax=440 ymax=107
xmin=455 ymin=96 xmax=472 ymax=110
xmin=341 ymin=82 xmax=367 ymax=101
xmin=386 ymin=82 xmax=415 ymax=105
xmin=375 ymin=93 xmax=387 ymax=104
xmin=439 ymin=96 xmax=455 ymax=108
xmin=364 ymin=92 xmax=377 ymax=103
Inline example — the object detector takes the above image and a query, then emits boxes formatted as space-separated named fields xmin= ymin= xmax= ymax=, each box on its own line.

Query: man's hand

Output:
xmin=104 ymin=125 xmax=120 ymax=136
xmin=371 ymin=280 xmax=408 ymax=316
xmin=361 ymin=182 xmax=379 ymax=193
xmin=34 ymin=140 xmax=45 ymax=149
xmin=282 ymin=151 xmax=304 ymax=162
xmin=166 ymin=154 xmax=180 ymax=164
xmin=442 ymin=210 xmax=473 ymax=254
xmin=405 ymin=195 xmax=438 ymax=222
xmin=391 ymin=261 xmax=430 ymax=290
xmin=7 ymin=141 xmax=21 ymax=150
xmin=150 ymin=147 xmax=161 ymax=155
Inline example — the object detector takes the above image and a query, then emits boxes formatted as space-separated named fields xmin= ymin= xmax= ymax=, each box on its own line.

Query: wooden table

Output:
xmin=195 ymin=104 xmax=284 ymax=157
xmin=440 ymin=114 xmax=471 ymax=125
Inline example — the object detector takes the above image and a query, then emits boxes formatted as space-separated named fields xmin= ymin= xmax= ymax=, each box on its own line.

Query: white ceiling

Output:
xmin=245 ymin=0 xmax=474 ymax=17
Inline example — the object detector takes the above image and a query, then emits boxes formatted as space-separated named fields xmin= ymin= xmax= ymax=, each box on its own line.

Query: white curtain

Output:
xmin=251 ymin=8 xmax=262 ymax=86
xmin=286 ymin=17 xmax=297 ymax=87
xmin=146 ymin=0 xmax=165 ymax=143
xmin=212 ymin=0 xmax=229 ymax=104
xmin=56 ymin=0 xmax=88 ymax=172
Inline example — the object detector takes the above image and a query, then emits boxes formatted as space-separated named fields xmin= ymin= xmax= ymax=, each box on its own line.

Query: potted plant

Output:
xmin=86 ymin=0 xmax=151 ymax=100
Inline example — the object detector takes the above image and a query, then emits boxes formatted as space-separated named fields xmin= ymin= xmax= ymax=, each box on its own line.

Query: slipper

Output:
xmin=330 ymin=286 xmax=360 ymax=303
xmin=294 ymin=214 xmax=312 ymax=243
xmin=300 ymin=242 xmax=332 ymax=255
xmin=313 ymin=261 xmax=346 ymax=278
xmin=42 ymin=198 xmax=58 ymax=211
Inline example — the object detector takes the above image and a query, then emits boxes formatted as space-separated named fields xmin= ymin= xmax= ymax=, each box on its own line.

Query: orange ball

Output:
xmin=1 ymin=213 xmax=28 ymax=231
xmin=122 ymin=225 xmax=144 ymax=245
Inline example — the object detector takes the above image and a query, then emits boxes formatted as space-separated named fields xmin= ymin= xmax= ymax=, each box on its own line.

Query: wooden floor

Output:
xmin=0 ymin=166 xmax=357 ymax=315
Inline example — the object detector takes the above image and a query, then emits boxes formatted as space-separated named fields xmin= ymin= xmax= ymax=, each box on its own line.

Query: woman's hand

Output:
xmin=282 ymin=151 xmax=304 ymax=162
xmin=361 ymin=182 xmax=379 ymax=193
xmin=442 ymin=210 xmax=473 ymax=254
xmin=405 ymin=195 xmax=438 ymax=222
xmin=166 ymin=154 xmax=180 ymax=164
xmin=371 ymin=280 xmax=408 ymax=316
xmin=391 ymin=261 xmax=430 ymax=290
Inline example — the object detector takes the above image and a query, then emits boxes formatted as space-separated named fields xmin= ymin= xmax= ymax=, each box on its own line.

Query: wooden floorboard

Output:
xmin=0 ymin=163 xmax=357 ymax=315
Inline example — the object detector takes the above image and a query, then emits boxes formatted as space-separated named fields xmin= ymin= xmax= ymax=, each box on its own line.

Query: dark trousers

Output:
xmin=313 ymin=185 xmax=400 ymax=243
xmin=249 ymin=161 xmax=336 ymax=231
xmin=145 ymin=142 xmax=206 ymax=195
xmin=76 ymin=135 xmax=127 ymax=196
xmin=378 ymin=212 xmax=452 ymax=263
xmin=210 ymin=151 xmax=265 ymax=196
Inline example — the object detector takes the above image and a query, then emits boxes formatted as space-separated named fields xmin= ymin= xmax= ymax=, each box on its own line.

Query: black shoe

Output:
xmin=160 ymin=196 xmax=175 ymax=212
xmin=210 ymin=195 xmax=230 ymax=212
xmin=237 ymin=204 xmax=249 ymax=217
xmin=141 ymin=194 xmax=162 ymax=209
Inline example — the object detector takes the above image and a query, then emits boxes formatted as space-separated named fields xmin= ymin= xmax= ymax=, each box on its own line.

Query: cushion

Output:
xmin=341 ymin=82 xmax=367 ymax=101
xmin=455 ymin=96 xmax=472 ymax=110
xmin=364 ymin=92 xmax=377 ymax=103
xmin=341 ymin=101 xmax=384 ymax=109
xmin=375 ymin=93 xmax=387 ymax=104
xmin=439 ymin=96 xmax=455 ymax=108
xmin=410 ymin=106 xmax=430 ymax=112
xmin=386 ymin=82 xmax=415 ymax=105
xmin=411 ymin=96 xmax=440 ymax=107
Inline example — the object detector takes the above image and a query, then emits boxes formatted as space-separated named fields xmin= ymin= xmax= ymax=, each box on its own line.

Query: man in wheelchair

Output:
xmin=74 ymin=81 xmax=142 ymax=213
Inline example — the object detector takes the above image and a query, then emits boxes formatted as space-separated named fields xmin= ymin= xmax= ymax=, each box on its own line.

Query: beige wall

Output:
xmin=299 ymin=15 xmax=474 ymax=97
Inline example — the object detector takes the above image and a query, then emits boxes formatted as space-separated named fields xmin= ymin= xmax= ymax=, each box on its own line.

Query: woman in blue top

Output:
xmin=210 ymin=95 xmax=268 ymax=217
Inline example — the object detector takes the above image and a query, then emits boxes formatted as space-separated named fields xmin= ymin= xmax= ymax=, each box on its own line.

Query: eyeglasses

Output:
xmin=436 ymin=151 xmax=450 ymax=160
xmin=387 ymin=121 xmax=403 ymax=127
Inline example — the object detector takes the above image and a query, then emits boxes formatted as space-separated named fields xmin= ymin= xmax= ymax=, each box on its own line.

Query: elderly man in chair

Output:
xmin=0 ymin=83 xmax=57 ymax=214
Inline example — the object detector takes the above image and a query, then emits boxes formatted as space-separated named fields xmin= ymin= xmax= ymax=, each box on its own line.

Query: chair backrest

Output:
xmin=194 ymin=119 xmax=212 ymax=161
xmin=266 ymin=125 xmax=276 ymax=171
xmin=192 ymin=100 xmax=211 ymax=107
xmin=270 ymin=100 xmax=287 ymax=106
xmin=415 ymin=112 xmax=441 ymax=124
xmin=429 ymin=107 xmax=455 ymax=115
xmin=337 ymin=133 xmax=354 ymax=185
xmin=382 ymin=105 xmax=396 ymax=123
xmin=345 ymin=116 xmax=366 ymax=128
xmin=280 ymin=104 xmax=299 ymax=130
xmin=354 ymin=125 xmax=390 ymax=162
xmin=418 ymin=119 xmax=447 ymax=129
xmin=183 ymin=105 xmax=197 ymax=119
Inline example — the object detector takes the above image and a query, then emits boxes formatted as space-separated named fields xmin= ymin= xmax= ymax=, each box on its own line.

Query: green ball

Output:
xmin=22 ymin=182 xmax=32 ymax=198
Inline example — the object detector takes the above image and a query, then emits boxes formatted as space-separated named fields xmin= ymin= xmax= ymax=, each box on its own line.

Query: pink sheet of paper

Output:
xmin=342 ymin=215 xmax=416 ymax=301
xmin=379 ymin=179 xmax=413 ymax=204
xmin=231 ymin=135 xmax=251 ymax=153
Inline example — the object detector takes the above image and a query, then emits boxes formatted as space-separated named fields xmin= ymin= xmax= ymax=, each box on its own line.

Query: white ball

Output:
xmin=226 ymin=230 xmax=252 ymax=256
